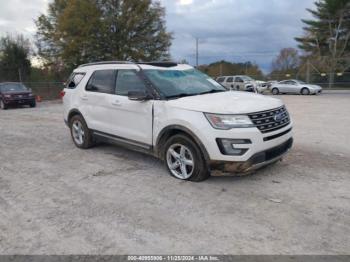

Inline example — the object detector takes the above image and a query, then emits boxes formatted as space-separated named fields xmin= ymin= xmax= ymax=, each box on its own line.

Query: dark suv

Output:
xmin=0 ymin=82 xmax=36 ymax=110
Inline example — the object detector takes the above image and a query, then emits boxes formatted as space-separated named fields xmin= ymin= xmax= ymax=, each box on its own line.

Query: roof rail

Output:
xmin=78 ymin=61 xmax=134 ymax=68
xmin=78 ymin=61 xmax=179 ymax=68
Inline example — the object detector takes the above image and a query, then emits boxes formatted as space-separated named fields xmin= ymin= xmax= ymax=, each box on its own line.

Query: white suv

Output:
xmin=216 ymin=75 xmax=257 ymax=92
xmin=63 ymin=62 xmax=293 ymax=182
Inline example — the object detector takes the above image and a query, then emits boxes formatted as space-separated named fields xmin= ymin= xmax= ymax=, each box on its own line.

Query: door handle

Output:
xmin=81 ymin=95 xmax=88 ymax=101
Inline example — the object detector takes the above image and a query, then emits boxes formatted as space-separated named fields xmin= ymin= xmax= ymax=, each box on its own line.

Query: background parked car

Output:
xmin=216 ymin=75 xmax=257 ymax=92
xmin=271 ymin=79 xmax=322 ymax=95
xmin=0 ymin=82 xmax=36 ymax=110
xmin=255 ymin=80 xmax=268 ymax=93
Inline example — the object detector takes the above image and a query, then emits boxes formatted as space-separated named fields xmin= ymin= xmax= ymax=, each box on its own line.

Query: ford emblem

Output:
xmin=274 ymin=113 xmax=284 ymax=122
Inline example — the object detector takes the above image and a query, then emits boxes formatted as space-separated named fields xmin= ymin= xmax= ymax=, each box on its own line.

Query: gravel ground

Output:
xmin=0 ymin=92 xmax=349 ymax=255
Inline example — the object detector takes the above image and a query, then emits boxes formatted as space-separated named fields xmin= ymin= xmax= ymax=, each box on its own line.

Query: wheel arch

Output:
xmin=301 ymin=87 xmax=310 ymax=94
xmin=68 ymin=109 xmax=84 ymax=124
xmin=155 ymin=125 xmax=210 ymax=162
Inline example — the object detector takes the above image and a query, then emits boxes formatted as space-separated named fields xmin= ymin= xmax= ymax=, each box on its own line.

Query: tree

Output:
xmin=0 ymin=35 xmax=32 ymax=82
xmin=198 ymin=60 xmax=264 ymax=79
xmin=272 ymin=48 xmax=300 ymax=73
xmin=35 ymin=0 xmax=172 ymax=69
xmin=295 ymin=0 xmax=350 ymax=87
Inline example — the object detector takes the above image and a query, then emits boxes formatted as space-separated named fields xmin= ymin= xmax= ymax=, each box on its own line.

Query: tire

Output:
xmin=163 ymin=134 xmax=210 ymax=182
xmin=301 ymin=88 xmax=310 ymax=95
xmin=30 ymin=101 xmax=36 ymax=108
xmin=272 ymin=88 xmax=279 ymax=95
xmin=69 ymin=115 xmax=94 ymax=149
xmin=0 ymin=100 xmax=7 ymax=110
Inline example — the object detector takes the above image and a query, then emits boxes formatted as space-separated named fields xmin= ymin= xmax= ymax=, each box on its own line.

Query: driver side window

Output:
xmin=226 ymin=77 xmax=233 ymax=83
xmin=116 ymin=70 xmax=147 ymax=96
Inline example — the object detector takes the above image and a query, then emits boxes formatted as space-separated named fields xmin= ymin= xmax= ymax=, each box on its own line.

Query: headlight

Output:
xmin=205 ymin=113 xmax=254 ymax=129
xmin=4 ymin=94 xmax=11 ymax=98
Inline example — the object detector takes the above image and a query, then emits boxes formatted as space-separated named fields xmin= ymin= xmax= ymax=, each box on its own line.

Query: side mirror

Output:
xmin=128 ymin=91 xmax=151 ymax=101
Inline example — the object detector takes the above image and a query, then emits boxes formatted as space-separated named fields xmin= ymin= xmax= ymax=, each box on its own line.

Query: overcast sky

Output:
xmin=0 ymin=0 xmax=315 ymax=72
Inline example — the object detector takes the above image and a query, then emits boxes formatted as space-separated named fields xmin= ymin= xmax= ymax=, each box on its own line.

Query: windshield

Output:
xmin=0 ymin=83 xmax=28 ymax=92
xmin=241 ymin=76 xmax=254 ymax=81
xmin=143 ymin=69 xmax=226 ymax=98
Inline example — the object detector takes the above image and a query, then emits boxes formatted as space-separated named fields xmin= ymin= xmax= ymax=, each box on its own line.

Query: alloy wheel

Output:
xmin=272 ymin=88 xmax=279 ymax=95
xmin=166 ymin=143 xmax=194 ymax=180
xmin=302 ymin=88 xmax=310 ymax=95
xmin=72 ymin=120 xmax=85 ymax=145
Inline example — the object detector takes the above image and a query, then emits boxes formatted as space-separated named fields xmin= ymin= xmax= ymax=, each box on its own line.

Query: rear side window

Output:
xmin=236 ymin=77 xmax=244 ymax=83
xmin=226 ymin=77 xmax=233 ymax=83
xmin=86 ymin=70 xmax=116 ymax=94
xmin=116 ymin=70 xmax=147 ymax=96
xmin=217 ymin=77 xmax=225 ymax=83
xmin=67 ymin=73 xmax=85 ymax=89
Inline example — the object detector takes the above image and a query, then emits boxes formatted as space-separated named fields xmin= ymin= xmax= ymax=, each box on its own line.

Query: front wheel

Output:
xmin=30 ymin=101 xmax=36 ymax=108
xmin=0 ymin=100 xmax=7 ymax=110
xmin=164 ymin=134 xmax=210 ymax=182
xmin=301 ymin=88 xmax=310 ymax=95
xmin=272 ymin=88 xmax=279 ymax=95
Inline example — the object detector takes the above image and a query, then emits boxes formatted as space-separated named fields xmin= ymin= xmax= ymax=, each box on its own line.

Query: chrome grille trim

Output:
xmin=248 ymin=106 xmax=291 ymax=134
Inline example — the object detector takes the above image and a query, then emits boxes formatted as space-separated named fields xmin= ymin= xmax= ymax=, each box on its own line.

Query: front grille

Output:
xmin=250 ymin=138 xmax=293 ymax=165
xmin=13 ymin=94 xmax=27 ymax=99
xmin=248 ymin=106 xmax=290 ymax=133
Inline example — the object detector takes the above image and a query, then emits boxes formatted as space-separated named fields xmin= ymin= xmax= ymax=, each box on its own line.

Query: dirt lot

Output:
xmin=0 ymin=91 xmax=349 ymax=255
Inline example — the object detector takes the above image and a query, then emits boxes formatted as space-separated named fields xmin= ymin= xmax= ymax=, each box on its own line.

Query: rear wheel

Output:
xmin=301 ymin=88 xmax=310 ymax=95
xmin=69 ymin=115 xmax=94 ymax=149
xmin=164 ymin=134 xmax=210 ymax=182
xmin=272 ymin=88 xmax=279 ymax=95
xmin=0 ymin=100 xmax=7 ymax=110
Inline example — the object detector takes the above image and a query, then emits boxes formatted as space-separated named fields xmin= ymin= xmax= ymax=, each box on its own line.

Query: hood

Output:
xmin=167 ymin=91 xmax=283 ymax=114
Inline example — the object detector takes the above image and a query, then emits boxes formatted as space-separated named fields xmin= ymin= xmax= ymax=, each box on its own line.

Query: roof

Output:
xmin=75 ymin=61 xmax=193 ymax=72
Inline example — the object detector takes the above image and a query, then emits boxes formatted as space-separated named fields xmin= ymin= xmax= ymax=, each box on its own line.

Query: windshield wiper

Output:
xmin=198 ymin=89 xmax=225 ymax=95
xmin=166 ymin=93 xmax=198 ymax=99
xmin=166 ymin=89 xmax=225 ymax=99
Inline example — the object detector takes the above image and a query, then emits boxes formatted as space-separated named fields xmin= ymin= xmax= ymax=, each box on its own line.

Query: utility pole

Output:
xmin=306 ymin=60 xmax=310 ymax=84
xmin=195 ymin=37 xmax=199 ymax=68
xmin=18 ymin=68 xmax=22 ymax=82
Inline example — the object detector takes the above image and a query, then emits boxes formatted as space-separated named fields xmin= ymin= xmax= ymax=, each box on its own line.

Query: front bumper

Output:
xmin=3 ymin=98 xmax=35 ymax=105
xmin=312 ymin=89 xmax=322 ymax=94
xmin=210 ymin=137 xmax=293 ymax=174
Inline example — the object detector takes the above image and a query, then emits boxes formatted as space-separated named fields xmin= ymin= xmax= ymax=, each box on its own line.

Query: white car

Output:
xmin=216 ymin=75 xmax=257 ymax=92
xmin=271 ymin=79 xmax=323 ymax=95
xmin=63 ymin=62 xmax=293 ymax=182
xmin=255 ymin=80 xmax=268 ymax=94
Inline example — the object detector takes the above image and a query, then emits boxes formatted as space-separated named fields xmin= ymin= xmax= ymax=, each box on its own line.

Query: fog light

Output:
xmin=216 ymin=138 xmax=250 ymax=156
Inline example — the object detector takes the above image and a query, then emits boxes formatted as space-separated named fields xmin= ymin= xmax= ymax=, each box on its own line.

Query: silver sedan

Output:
xmin=271 ymin=80 xmax=322 ymax=95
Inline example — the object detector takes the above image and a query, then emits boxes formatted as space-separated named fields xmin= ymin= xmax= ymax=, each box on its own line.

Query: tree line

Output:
xmin=0 ymin=0 xmax=349 ymax=85
xmin=0 ymin=0 xmax=172 ymax=82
